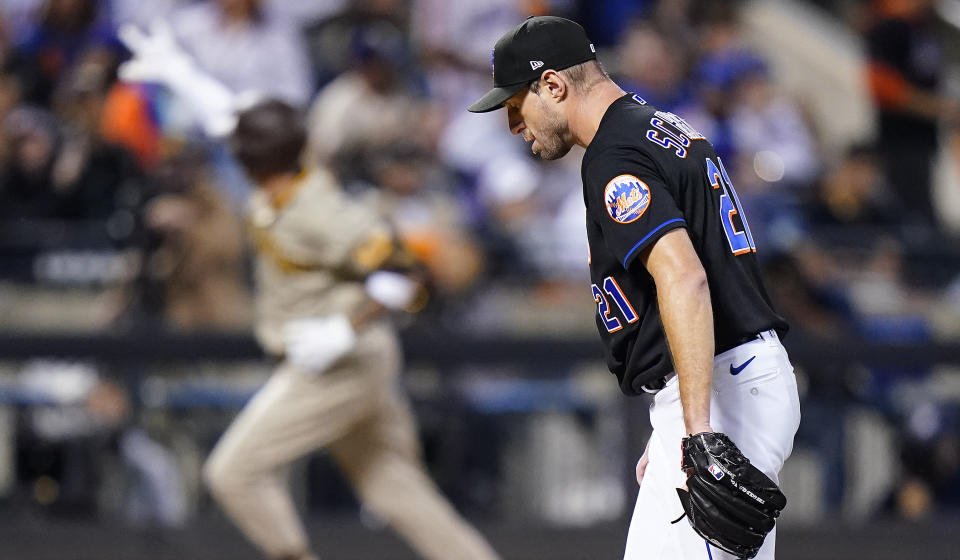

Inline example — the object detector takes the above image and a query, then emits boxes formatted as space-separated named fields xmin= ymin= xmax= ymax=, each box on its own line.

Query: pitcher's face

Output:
xmin=505 ymin=87 xmax=572 ymax=161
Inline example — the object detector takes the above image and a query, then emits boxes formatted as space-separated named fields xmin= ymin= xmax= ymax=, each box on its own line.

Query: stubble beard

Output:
xmin=534 ymin=104 xmax=572 ymax=161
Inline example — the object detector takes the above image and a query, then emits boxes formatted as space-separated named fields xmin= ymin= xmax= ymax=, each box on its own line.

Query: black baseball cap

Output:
xmin=467 ymin=16 xmax=597 ymax=113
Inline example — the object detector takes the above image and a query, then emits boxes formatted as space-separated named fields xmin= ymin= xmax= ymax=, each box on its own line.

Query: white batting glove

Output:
xmin=283 ymin=314 xmax=357 ymax=374
xmin=118 ymin=21 xmax=192 ymax=85
xmin=365 ymin=271 xmax=420 ymax=311
xmin=118 ymin=20 xmax=239 ymax=137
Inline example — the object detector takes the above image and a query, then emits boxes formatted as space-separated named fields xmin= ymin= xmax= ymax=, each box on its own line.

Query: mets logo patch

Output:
xmin=708 ymin=464 xmax=725 ymax=481
xmin=604 ymin=175 xmax=651 ymax=224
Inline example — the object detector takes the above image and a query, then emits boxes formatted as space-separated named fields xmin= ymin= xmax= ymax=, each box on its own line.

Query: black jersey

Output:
xmin=581 ymin=94 xmax=788 ymax=396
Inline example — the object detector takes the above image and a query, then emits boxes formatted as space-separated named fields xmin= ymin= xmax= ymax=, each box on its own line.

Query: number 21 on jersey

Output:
xmin=592 ymin=276 xmax=638 ymax=333
xmin=706 ymin=157 xmax=756 ymax=255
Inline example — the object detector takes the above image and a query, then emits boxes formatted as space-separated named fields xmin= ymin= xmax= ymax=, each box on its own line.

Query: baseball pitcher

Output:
xmin=469 ymin=16 xmax=801 ymax=560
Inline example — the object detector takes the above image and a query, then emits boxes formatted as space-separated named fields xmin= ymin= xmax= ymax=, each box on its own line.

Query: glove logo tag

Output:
xmin=739 ymin=485 xmax=765 ymax=505
xmin=708 ymin=464 xmax=725 ymax=480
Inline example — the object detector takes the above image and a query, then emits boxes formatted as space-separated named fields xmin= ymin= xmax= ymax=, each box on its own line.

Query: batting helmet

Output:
xmin=230 ymin=99 xmax=307 ymax=183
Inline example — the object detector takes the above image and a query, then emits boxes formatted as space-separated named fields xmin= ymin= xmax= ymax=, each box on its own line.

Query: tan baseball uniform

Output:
xmin=202 ymin=170 xmax=500 ymax=560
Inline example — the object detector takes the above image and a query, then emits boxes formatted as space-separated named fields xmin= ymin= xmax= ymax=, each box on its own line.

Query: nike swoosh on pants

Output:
xmin=729 ymin=355 xmax=756 ymax=375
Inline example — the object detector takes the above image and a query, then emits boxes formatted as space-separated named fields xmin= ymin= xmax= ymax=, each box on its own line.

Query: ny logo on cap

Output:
xmin=530 ymin=60 xmax=544 ymax=70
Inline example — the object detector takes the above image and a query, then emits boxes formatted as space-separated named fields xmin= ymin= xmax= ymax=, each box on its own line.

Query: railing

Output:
xmin=0 ymin=328 xmax=957 ymax=367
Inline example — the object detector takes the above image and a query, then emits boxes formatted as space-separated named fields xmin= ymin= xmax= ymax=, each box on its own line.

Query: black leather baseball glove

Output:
xmin=675 ymin=432 xmax=786 ymax=559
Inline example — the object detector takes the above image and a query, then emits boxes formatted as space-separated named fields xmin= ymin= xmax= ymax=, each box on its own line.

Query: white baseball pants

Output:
xmin=623 ymin=331 xmax=801 ymax=560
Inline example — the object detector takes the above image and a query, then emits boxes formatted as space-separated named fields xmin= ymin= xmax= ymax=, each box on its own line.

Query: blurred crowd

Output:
xmin=1 ymin=0 xmax=960 ymax=527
